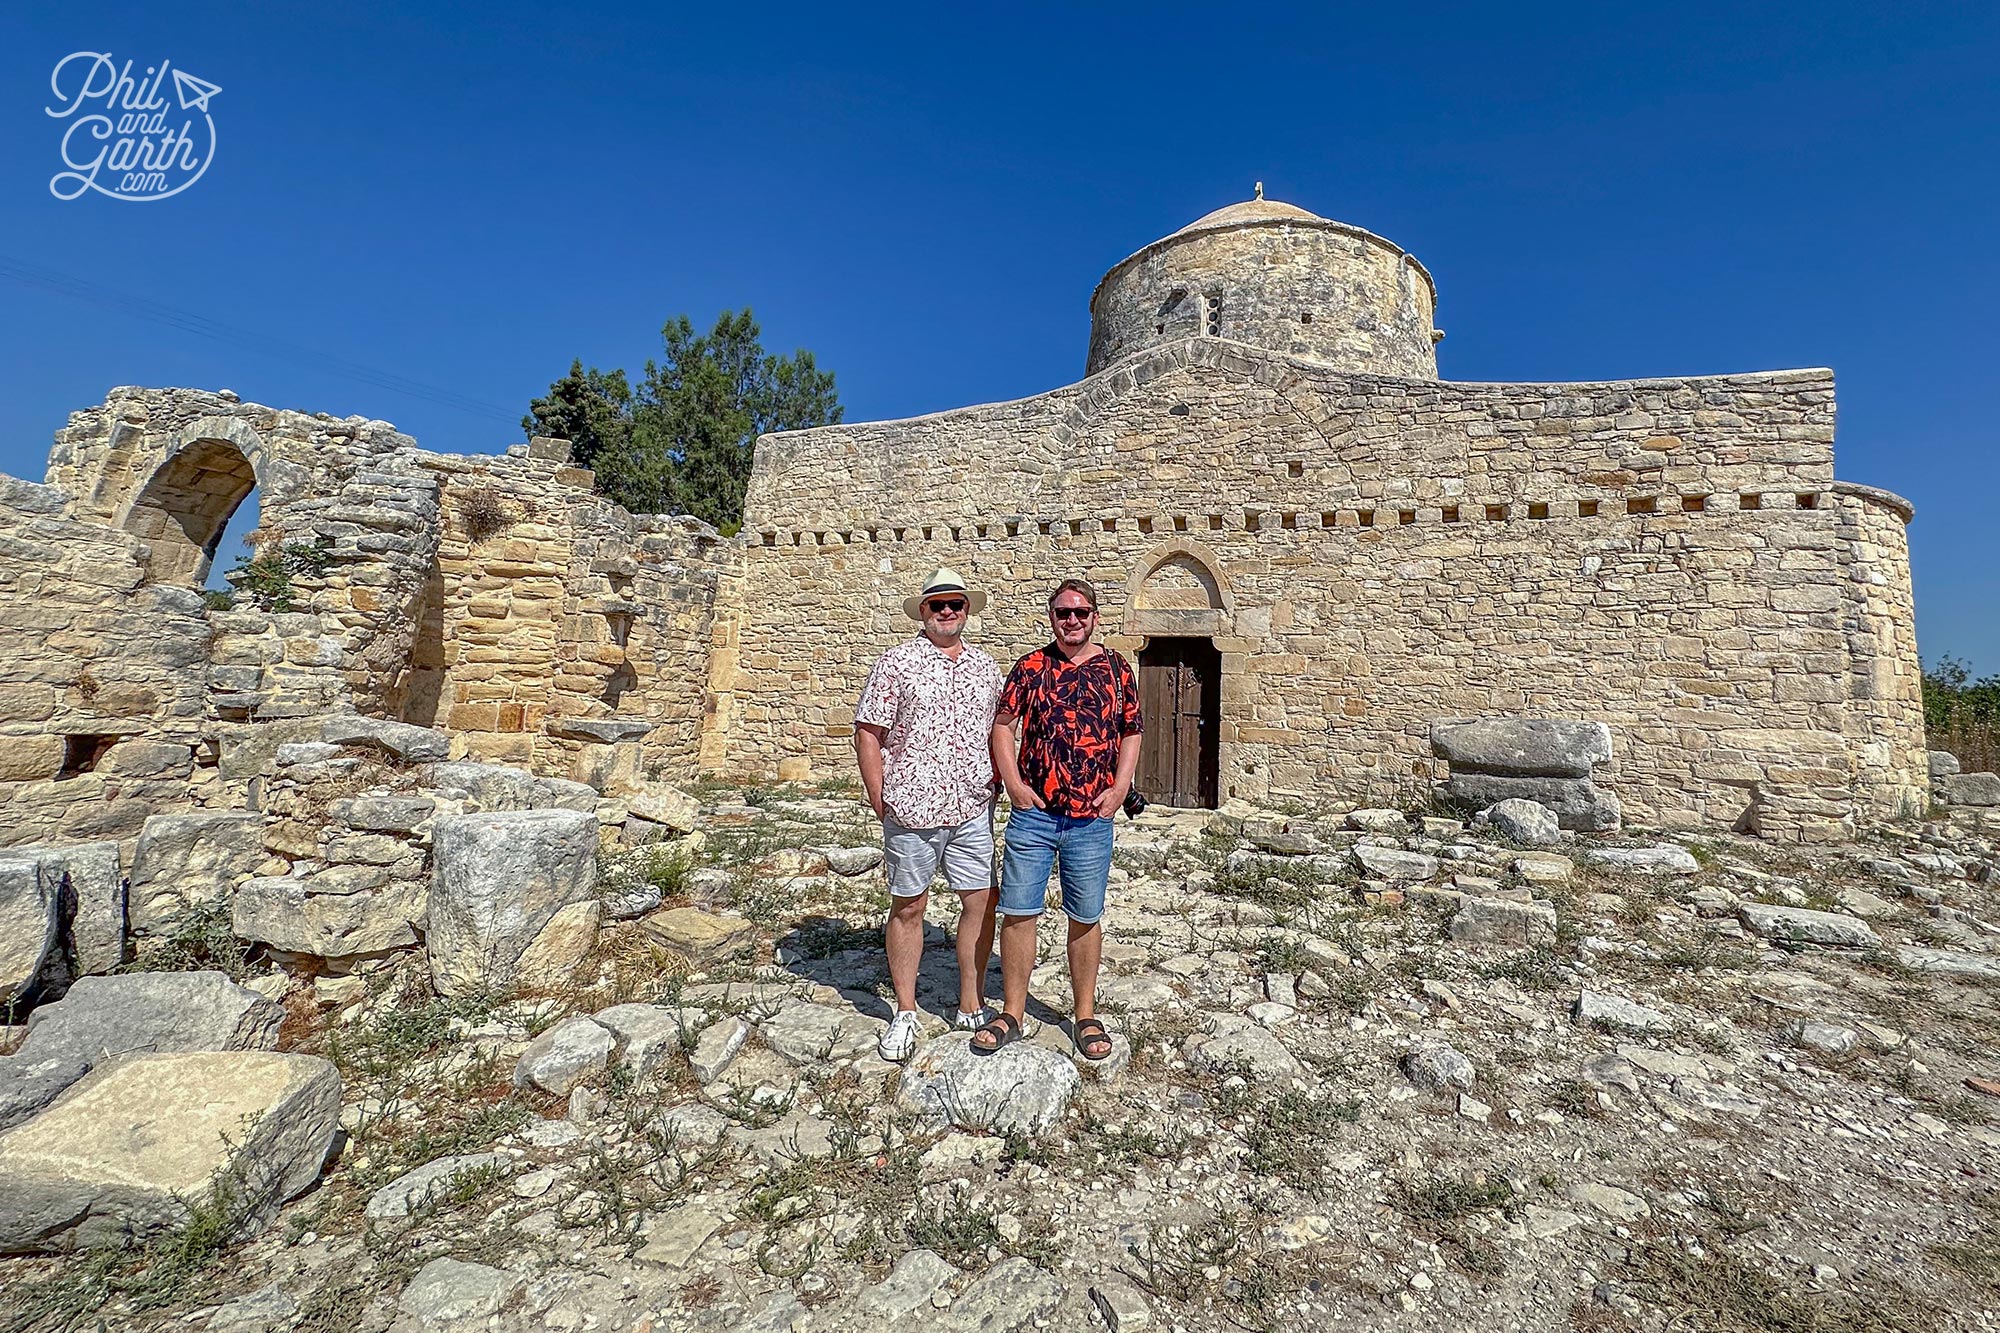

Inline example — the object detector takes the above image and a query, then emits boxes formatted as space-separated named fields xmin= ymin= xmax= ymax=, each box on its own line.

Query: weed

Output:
xmin=121 ymin=896 xmax=252 ymax=979
xmin=1240 ymin=1088 xmax=1360 ymax=1191
xmin=228 ymin=538 xmax=334 ymax=613
xmin=1624 ymin=1237 xmax=1933 ymax=1332
xmin=1397 ymin=1171 xmax=1515 ymax=1224
xmin=1546 ymin=1077 xmax=1605 ymax=1119
xmin=458 ymin=487 xmax=513 ymax=541
xmin=1478 ymin=944 xmax=1567 ymax=992
xmin=1078 ymin=1110 xmax=1191 ymax=1176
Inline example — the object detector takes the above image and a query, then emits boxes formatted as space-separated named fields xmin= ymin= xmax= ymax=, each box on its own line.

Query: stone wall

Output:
xmin=709 ymin=337 xmax=1925 ymax=838
xmin=1088 ymin=218 xmax=1439 ymax=379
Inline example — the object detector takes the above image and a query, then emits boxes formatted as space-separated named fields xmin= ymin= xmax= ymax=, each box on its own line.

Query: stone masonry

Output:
xmin=0 ymin=193 xmax=1928 ymax=849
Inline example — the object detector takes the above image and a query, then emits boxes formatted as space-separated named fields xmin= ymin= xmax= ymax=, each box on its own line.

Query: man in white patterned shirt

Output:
xmin=854 ymin=567 xmax=1004 ymax=1062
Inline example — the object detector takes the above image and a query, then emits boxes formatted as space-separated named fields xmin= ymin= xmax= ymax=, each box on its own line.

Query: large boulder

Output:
xmin=0 ymin=972 xmax=284 ymax=1129
xmin=0 ymin=842 xmax=126 ymax=990
xmin=1475 ymin=799 xmax=1562 ymax=848
xmin=1928 ymin=750 xmax=1962 ymax=781
xmin=0 ymin=1050 xmax=340 ymax=1253
xmin=233 ymin=875 xmax=422 ymax=960
xmin=1432 ymin=719 xmax=1613 ymax=778
xmin=1737 ymin=902 xmax=1881 ymax=949
xmin=0 ymin=853 xmax=61 ymax=1008
xmin=128 ymin=813 xmax=266 ymax=934
xmin=898 ymin=1034 xmax=1081 ymax=1136
xmin=427 ymin=809 xmax=597 ymax=997
xmin=1449 ymin=897 xmax=1558 ymax=947
xmin=1938 ymin=771 xmax=2000 ymax=808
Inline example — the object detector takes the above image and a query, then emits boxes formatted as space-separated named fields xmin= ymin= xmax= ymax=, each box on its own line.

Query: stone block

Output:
xmin=1736 ymin=902 xmax=1880 ymax=949
xmin=0 ymin=1050 xmax=340 ymax=1253
xmin=1431 ymin=718 xmax=1612 ymax=777
xmin=232 ymin=877 xmax=421 ymax=959
xmin=1444 ymin=772 xmax=1620 ymax=831
xmin=128 ymin=812 xmax=265 ymax=934
xmin=1448 ymin=896 xmax=1557 ymax=947
xmin=319 ymin=714 xmax=450 ymax=762
xmin=427 ymin=808 xmax=597 ymax=996
xmin=640 ymin=907 xmax=755 ymax=963
xmin=0 ymin=853 xmax=61 ymax=1008
xmin=1940 ymin=772 xmax=2000 ymax=808
xmin=0 ymin=736 xmax=64 ymax=783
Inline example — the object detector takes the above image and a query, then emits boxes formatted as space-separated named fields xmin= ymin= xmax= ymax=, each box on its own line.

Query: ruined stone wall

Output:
xmin=0 ymin=476 xmax=210 ymax=847
xmin=711 ymin=338 xmax=1918 ymax=838
xmin=403 ymin=440 xmax=730 ymax=783
xmin=1088 ymin=223 xmax=1439 ymax=379
xmin=1832 ymin=483 xmax=1928 ymax=820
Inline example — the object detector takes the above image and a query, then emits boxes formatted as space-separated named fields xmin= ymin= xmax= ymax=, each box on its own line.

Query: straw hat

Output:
xmin=902 ymin=567 xmax=987 ymax=620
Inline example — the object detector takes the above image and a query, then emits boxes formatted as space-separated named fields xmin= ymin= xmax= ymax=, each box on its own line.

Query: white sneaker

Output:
xmin=878 ymin=1010 xmax=922 ymax=1062
xmin=954 ymin=1007 xmax=997 ymax=1031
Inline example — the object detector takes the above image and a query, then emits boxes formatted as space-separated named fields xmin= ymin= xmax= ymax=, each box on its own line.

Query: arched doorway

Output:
xmin=120 ymin=437 xmax=259 ymax=586
xmin=1119 ymin=540 xmax=1234 ymax=810
xmin=1137 ymin=636 xmax=1220 ymax=807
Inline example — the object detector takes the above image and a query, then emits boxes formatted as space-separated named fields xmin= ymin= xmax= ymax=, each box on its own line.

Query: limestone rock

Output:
xmin=205 ymin=1282 xmax=301 ymax=1332
xmin=1402 ymin=1040 xmax=1475 ymax=1093
xmin=512 ymin=1016 xmax=615 ymax=1094
xmin=1793 ymin=1021 xmax=1860 ymax=1055
xmin=1432 ymin=718 xmax=1613 ymax=777
xmin=427 ymin=809 xmax=597 ymax=996
xmin=1477 ymin=798 xmax=1562 ymax=847
xmin=1446 ymin=772 xmax=1620 ymax=831
xmin=1345 ymin=808 xmax=1409 ymax=833
xmin=1895 ymin=946 xmax=2000 ymax=981
xmin=636 ymin=1201 xmax=724 ymax=1267
xmin=426 ymin=761 xmax=598 ymax=813
xmin=689 ymin=1015 xmax=749 ymax=1083
xmin=1449 ymin=896 xmax=1557 ymax=947
xmin=0 ymin=1050 xmax=340 ymax=1253
xmin=1511 ymin=851 xmax=1575 ymax=884
xmin=1183 ymin=1013 xmax=1304 ymax=1082
xmin=1568 ymin=1182 xmax=1651 ymax=1221
xmin=845 ymin=1247 xmax=958 ymax=1322
xmin=1939 ymin=771 xmax=2000 ymax=807
xmin=364 ymin=1152 xmax=511 ymax=1221
xmin=128 ymin=812 xmax=265 ymax=934
xmin=0 ymin=841 xmax=125 ymax=983
xmin=758 ymin=1000 xmax=881 ymax=1063
xmin=591 ymin=1002 xmax=698 ymax=1077
xmin=319 ymin=714 xmax=450 ymax=762
xmin=1573 ymin=990 xmax=1671 ymax=1033
xmin=641 ymin=906 xmax=755 ymax=963
xmin=898 ymin=1034 xmax=1081 ymax=1135
xmin=1351 ymin=845 xmax=1438 ymax=882
xmin=0 ymin=854 xmax=61 ymax=1007
xmin=233 ymin=876 xmax=421 ymax=959
xmin=513 ymin=900 xmax=601 ymax=988
xmin=825 ymin=846 xmax=885 ymax=876
xmin=328 ymin=795 xmax=435 ymax=832
xmin=1584 ymin=845 xmax=1700 ymax=876
xmin=625 ymin=783 xmax=699 ymax=832
xmin=398 ymin=1258 xmax=523 ymax=1325
xmin=1737 ymin=903 xmax=1881 ymax=949
xmin=1 ymin=971 xmax=283 ymax=1128
xmin=938 ymin=1257 xmax=1065 ymax=1332
xmin=1928 ymin=750 xmax=1962 ymax=780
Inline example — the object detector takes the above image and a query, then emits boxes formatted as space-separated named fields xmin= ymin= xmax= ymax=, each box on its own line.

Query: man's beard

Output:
xmin=927 ymin=620 xmax=965 ymax=641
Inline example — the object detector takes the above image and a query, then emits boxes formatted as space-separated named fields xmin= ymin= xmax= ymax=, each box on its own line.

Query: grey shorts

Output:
xmin=882 ymin=804 xmax=997 ymax=898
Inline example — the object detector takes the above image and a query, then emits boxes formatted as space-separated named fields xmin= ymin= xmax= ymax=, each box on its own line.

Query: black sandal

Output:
xmin=1072 ymin=1016 xmax=1114 ymax=1062
xmin=970 ymin=1011 xmax=1023 ymax=1055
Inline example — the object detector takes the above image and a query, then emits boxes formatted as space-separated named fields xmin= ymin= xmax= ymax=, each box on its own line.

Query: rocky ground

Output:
xmin=4 ymin=786 xmax=1999 ymax=1333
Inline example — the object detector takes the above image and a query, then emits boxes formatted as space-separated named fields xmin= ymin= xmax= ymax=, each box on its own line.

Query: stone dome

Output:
xmin=1086 ymin=193 xmax=1441 ymax=379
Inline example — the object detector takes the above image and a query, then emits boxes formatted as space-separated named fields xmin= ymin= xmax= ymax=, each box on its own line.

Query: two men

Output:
xmin=854 ymin=568 xmax=1139 ymax=1064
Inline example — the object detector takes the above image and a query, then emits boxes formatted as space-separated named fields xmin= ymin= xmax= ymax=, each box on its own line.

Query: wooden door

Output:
xmin=1137 ymin=638 xmax=1219 ymax=808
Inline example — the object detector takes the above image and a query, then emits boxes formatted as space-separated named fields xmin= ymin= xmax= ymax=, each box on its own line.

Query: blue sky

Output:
xmin=1 ymin=2 xmax=1994 ymax=671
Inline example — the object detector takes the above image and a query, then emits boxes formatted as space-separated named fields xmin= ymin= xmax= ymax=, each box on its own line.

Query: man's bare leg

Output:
xmin=999 ymin=912 xmax=1039 ymax=1018
xmin=1067 ymin=918 xmax=1103 ymax=1022
xmin=956 ymin=887 xmax=997 ymax=1017
xmin=886 ymin=891 xmax=928 ymax=1013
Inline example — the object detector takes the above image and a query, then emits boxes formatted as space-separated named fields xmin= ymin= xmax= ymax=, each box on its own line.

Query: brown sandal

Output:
xmin=1072 ymin=1016 xmax=1114 ymax=1062
xmin=970 ymin=1011 xmax=1023 ymax=1055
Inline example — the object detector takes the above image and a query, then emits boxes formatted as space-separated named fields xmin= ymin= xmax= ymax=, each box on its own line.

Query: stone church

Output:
xmin=0 ymin=193 xmax=1925 ymax=847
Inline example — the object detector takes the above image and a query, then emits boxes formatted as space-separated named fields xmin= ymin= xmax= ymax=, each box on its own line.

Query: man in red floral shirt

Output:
xmin=977 ymin=577 xmax=1142 ymax=1061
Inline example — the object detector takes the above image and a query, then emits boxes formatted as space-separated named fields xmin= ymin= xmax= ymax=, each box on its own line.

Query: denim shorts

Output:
xmin=998 ymin=806 xmax=1114 ymax=924
xmin=882 ymin=804 xmax=996 ymax=898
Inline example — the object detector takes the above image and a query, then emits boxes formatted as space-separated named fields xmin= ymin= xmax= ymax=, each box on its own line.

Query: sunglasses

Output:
xmin=925 ymin=598 xmax=967 ymax=614
xmin=1051 ymin=606 xmax=1095 ymax=620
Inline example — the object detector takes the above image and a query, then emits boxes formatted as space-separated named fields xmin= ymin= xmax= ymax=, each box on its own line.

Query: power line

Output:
xmin=0 ymin=253 xmax=522 ymax=426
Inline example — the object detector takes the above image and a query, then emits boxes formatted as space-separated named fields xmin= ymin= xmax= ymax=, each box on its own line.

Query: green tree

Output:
xmin=522 ymin=311 xmax=840 ymax=532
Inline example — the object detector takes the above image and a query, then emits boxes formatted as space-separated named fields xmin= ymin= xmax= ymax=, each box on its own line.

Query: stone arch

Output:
xmin=118 ymin=417 xmax=270 ymax=586
xmin=1124 ymin=538 xmax=1233 ymax=639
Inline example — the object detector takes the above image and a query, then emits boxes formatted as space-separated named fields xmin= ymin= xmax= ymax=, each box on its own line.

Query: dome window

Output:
xmin=1204 ymin=290 xmax=1223 ymax=336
